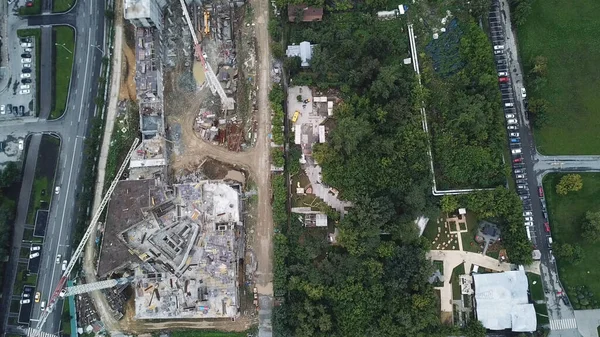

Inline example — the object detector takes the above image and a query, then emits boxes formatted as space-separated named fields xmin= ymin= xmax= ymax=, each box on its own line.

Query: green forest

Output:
xmin=0 ymin=162 xmax=21 ymax=285
xmin=271 ymin=0 xmax=530 ymax=335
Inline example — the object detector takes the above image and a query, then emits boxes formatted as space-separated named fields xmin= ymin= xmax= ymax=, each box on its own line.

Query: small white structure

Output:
xmin=124 ymin=0 xmax=166 ymax=30
xmin=473 ymin=269 xmax=537 ymax=332
xmin=286 ymin=41 xmax=314 ymax=67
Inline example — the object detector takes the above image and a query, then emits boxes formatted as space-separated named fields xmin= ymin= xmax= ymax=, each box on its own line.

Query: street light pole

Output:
xmin=90 ymin=44 xmax=104 ymax=55
xmin=55 ymin=43 xmax=72 ymax=54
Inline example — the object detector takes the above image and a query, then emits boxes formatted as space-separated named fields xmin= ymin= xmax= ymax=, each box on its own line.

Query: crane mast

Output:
xmin=31 ymin=138 xmax=140 ymax=336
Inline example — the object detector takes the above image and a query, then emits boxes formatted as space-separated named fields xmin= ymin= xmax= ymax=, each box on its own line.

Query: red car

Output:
xmin=513 ymin=157 xmax=523 ymax=163
xmin=538 ymin=186 xmax=544 ymax=197
xmin=26 ymin=1 xmax=33 ymax=7
xmin=499 ymin=76 xmax=509 ymax=83
xmin=544 ymin=222 xmax=551 ymax=232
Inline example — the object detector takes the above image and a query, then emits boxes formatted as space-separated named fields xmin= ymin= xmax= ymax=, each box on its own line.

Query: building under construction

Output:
xmin=97 ymin=179 xmax=244 ymax=319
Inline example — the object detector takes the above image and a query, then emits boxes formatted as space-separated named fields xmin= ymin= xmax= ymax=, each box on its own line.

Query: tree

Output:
xmin=530 ymin=55 xmax=548 ymax=78
xmin=0 ymin=162 xmax=20 ymax=188
xmin=554 ymin=243 xmax=583 ymax=264
xmin=528 ymin=98 xmax=549 ymax=127
xmin=272 ymin=43 xmax=285 ymax=59
xmin=582 ymin=211 xmax=600 ymax=243
xmin=441 ymin=195 xmax=459 ymax=214
xmin=556 ymin=174 xmax=583 ymax=195
xmin=511 ymin=0 xmax=532 ymax=26
xmin=464 ymin=319 xmax=486 ymax=337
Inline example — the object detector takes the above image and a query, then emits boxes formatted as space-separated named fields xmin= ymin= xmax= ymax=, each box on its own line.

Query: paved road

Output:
xmin=493 ymin=1 xmax=581 ymax=335
xmin=0 ymin=0 xmax=106 ymax=334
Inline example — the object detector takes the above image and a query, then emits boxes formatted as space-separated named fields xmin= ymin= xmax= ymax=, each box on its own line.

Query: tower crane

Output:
xmin=178 ymin=0 xmax=234 ymax=110
xmin=29 ymin=138 xmax=140 ymax=337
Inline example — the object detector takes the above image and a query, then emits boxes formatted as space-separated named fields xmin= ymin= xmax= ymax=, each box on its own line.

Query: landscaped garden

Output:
xmin=543 ymin=173 xmax=600 ymax=308
xmin=518 ymin=0 xmax=600 ymax=154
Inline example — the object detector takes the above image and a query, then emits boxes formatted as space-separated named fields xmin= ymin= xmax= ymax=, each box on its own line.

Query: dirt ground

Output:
xmin=119 ymin=24 xmax=136 ymax=101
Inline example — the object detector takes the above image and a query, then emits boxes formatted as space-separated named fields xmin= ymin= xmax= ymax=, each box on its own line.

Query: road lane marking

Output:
xmin=78 ymin=29 xmax=93 ymax=123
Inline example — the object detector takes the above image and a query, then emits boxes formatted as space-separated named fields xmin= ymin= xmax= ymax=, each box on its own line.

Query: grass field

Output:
xmin=53 ymin=0 xmax=74 ymax=12
xmin=18 ymin=1 xmax=41 ymax=15
xmin=518 ymin=0 xmax=600 ymax=154
xmin=451 ymin=263 xmax=465 ymax=300
xmin=17 ymin=29 xmax=41 ymax=116
xmin=543 ymin=173 xmax=600 ymax=300
xmin=51 ymin=26 xmax=75 ymax=119
xmin=527 ymin=272 xmax=544 ymax=302
xmin=27 ymin=176 xmax=49 ymax=224
xmin=534 ymin=303 xmax=549 ymax=326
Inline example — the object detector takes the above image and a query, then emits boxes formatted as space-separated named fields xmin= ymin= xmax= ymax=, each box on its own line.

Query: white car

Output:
xmin=516 ymin=174 xmax=526 ymax=179
xmin=202 ymin=51 xmax=208 ymax=60
xmin=498 ymin=72 xmax=508 ymax=76
xmin=55 ymin=186 xmax=60 ymax=194
xmin=19 ymin=89 xmax=30 ymax=95
xmin=523 ymin=211 xmax=533 ymax=216
xmin=18 ymin=139 xmax=24 ymax=150
xmin=507 ymin=119 xmax=518 ymax=125
xmin=20 ymin=85 xmax=31 ymax=90
xmin=21 ymin=58 xmax=32 ymax=63
xmin=20 ymin=299 xmax=30 ymax=304
xmin=20 ymin=73 xmax=31 ymax=78
xmin=524 ymin=221 xmax=534 ymax=227
xmin=23 ymin=63 xmax=31 ymax=68
xmin=40 ymin=301 xmax=46 ymax=310
xmin=24 ymin=47 xmax=32 ymax=52
xmin=524 ymin=217 xmax=533 ymax=222
xmin=20 ymin=42 xmax=33 ymax=48
xmin=62 ymin=260 xmax=68 ymax=271
xmin=56 ymin=254 xmax=61 ymax=264
xmin=505 ymin=114 xmax=516 ymax=119
xmin=521 ymin=87 xmax=527 ymax=98
xmin=507 ymin=125 xmax=518 ymax=130
xmin=505 ymin=102 xmax=514 ymax=107
xmin=29 ymin=252 xmax=39 ymax=259
xmin=0 ymin=105 xmax=4 ymax=114
xmin=494 ymin=45 xmax=505 ymax=50
xmin=509 ymin=132 xmax=519 ymax=137
xmin=31 ymin=246 xmax=41 ymax=251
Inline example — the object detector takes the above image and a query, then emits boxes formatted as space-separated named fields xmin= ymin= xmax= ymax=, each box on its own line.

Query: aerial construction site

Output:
xmin=34 ymin=0 xmax=271 ymax=333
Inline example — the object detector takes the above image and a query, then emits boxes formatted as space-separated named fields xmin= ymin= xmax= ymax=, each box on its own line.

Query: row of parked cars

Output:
xmin=489 ymin=4 xmax=539 ymax=241
xmin=19 ymin=38 xmax=34 ymax=95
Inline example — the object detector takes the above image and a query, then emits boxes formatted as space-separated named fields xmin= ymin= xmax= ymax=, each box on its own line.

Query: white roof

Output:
xmin=286 ymin=41 xmax=314 ymax=67
xmin=473 ymin=269 xmax=536 ymax=332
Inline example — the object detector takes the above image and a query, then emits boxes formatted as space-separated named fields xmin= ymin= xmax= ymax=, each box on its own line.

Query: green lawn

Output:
xmin=53 ymin=0 xmax=75 ymax=12
xmin=543 ymin=173 xmax=600 ymax=300
xmin=518 ymin=0 xmax=600 ymax=154
xmin=51 ymin=26 xmax=75 ymax=119
xmin=534 ymin=303 xmax=549 ymax=326
xmin=451 ymin=263 xmax=465 ymax=300
xmin=14 ymin=267 xmax=37 ymax=295
xmin=26 ymin=176 xmax=50 ymax=224
xmin=17 ymin=29 xmax=41 ymax=116
xmin=171 ymin=330 xmax=251 ymax=337
xmin=527 ymin=272 xmax=544 ymax=302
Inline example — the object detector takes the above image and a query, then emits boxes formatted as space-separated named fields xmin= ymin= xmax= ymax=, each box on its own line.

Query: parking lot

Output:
xmin=0 ymin=35 xmax=36 ymax=120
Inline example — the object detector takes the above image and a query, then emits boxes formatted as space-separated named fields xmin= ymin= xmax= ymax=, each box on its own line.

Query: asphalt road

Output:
xmin=493 ymin=0 xmax=580 ymax=334
xmin=0 ymin=0 xmax=106 ymax=334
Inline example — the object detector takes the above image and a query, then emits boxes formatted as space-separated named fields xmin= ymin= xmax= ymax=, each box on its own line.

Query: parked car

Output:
xmin=516 ymin=174 xmax=526 ymax=179
xmin=55 ymin=186 xmax=60 ymax=194
xmin=23 ymin=63 xmax=31 ymax=68
xmin=517 ymin=184 xmax=527 ymax=189
xmin=507 ymin=118 xmax=518 ymax=125
xmin=521 ymin=87 xmax=527 ymax=98
xmin=21 ymin=78 xmax=32 ymax=84
xmin=513 ymin=157 xmax=523 ymax=163
xmin=505 ymin=102 xmax=514 ymax=107
xmin=19 ymin=89 xmax=30 ymax=95
xmin=544 ymin=222 xmax=551 ymax=232
xmin=22 ymin=68 xmax=32 ymax=73
xmin=19 ymin=106 xmax=25 ymax=115
xmin=524 ymin=221 xmax=534 ymax=226
xmin=514 ymin=169 xmax=524 ymax=174
xmin=506 ymin=113 xmax=516 ymax=119
xmin=494 ymin=49 xmax=503 ymax=55
xmin=20 ymin=299 xmax=30 ymax=304
xmin=29 ymin=252 xmax=39 ymax=259
xmin=541 ymin=199 xmax=547 ymax=209
xmin=0 ymin=105 xmax=4 ymax=115
xmin=509 ymin=132 xmax=519 ymax=137
xmin=40 ymin=301 xmax=46 ymax=310
xmin=21 ymin=58 xmax=31 ymax=63
xmin=507 ymin=125 xmax=518 ymax=130
xmin=510 ymin=138 xmax=520 ymax=143
xmin=20 ymin=85 xmax=30 ymax=90
xmin=562 ymin=296 xmax=570 ymax=306
xmin=520 ymin=195 xmax=530 ymax=201
xmin=543 ymin=211 xmax=548 ymax=219
xmin=498 ymin=71 xmax=508 ymax=76
xmin=18 ymin=139 xmax=23 ymax=150
xmin=56 ymin=254 xmax=61 ymax=264
xmin=20 ymin=53 xmax=31 ymax=58
xmin=20 ymin=73 xmax=31 ymax=79
xmin=24 ymin=47 xmax=33 ymax=52
xmin=20 ymin=38 xmax=31 ymax=44
xmin=547 ymin=236 xmax=553 ymax=248
xmin=523 ymin=204 xmax=533 ymax=211
xmin=494 ymin=45 xmax=505 ymax=50
xmin=31 ymin=245 xmax=40 ymax=251
xmin=524 ymin=217 xmax=533 ymax=222
xmin=538 ymin=186 xmax=544 ymax=197
xmin=516 ymin=179 xmax=527 ymax=185
xmin=12 ymin=106 xmax=18 ymax=115
xmin=499 ymin=76 xmax=509 ymax=83
xmin=62 ymin=260 xmax=68 ymax=271
xmin=25 ymin=1 xmax=33 ymax=7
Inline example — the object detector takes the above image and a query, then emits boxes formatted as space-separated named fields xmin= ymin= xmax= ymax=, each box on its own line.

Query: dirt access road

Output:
xmin=82 ymin=0 xmax=273 ymax=333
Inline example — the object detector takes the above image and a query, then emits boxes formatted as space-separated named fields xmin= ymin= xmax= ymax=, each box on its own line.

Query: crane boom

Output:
xmin=60 ymin=277 xmax=134 ymax=298
xmin=32 ymin=138 xmax=140 ymax=336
